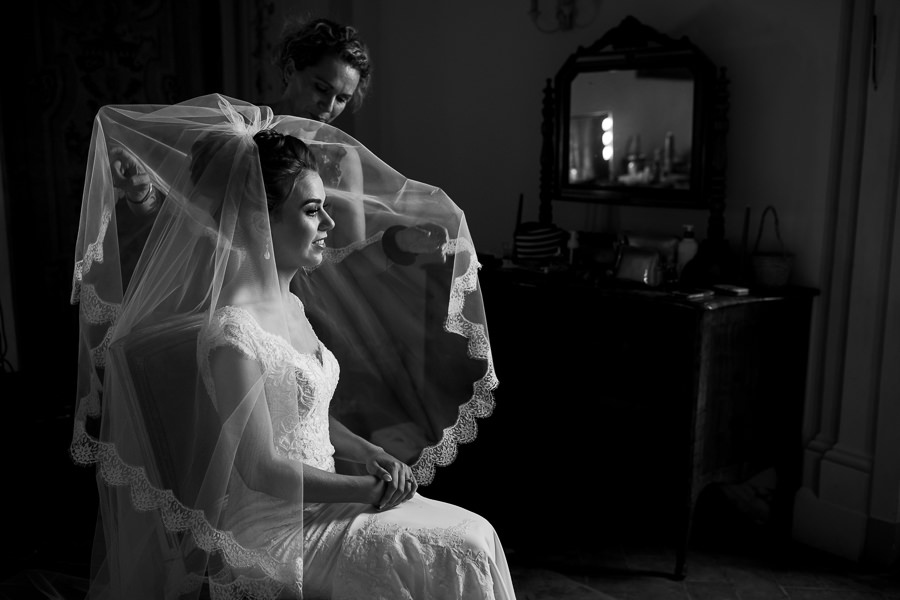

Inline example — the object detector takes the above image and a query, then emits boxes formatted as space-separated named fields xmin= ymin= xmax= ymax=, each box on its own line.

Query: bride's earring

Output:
xmin=264 ymin=243 xmax=271 ymax=260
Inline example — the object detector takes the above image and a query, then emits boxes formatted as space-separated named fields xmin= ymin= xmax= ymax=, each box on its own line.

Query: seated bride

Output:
xmin=69 ymin=94 xmax=512 ymax=599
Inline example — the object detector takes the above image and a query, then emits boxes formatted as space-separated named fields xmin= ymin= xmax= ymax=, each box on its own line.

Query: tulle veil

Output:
xmin=68 ymin=94 xmax=497 ymax=598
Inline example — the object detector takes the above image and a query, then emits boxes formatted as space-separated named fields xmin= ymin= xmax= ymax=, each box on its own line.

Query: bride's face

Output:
xmin=269 ymin=172 xmax=333 ymax=269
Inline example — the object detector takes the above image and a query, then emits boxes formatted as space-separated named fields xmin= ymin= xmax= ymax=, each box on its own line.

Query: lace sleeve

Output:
xmin=198 ymin=307 xmax=262 ymax=397
xmin=203 ymin=308 xmax=260 ymax=357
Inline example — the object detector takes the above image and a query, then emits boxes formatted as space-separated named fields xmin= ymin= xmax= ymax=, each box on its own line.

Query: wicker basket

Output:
xmin=751 ymin=205 xmax=793 ymax=287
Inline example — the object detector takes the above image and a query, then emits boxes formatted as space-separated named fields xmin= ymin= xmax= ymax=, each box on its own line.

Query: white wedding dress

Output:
xmin=198 ymin=297 xmax=517 ymax=600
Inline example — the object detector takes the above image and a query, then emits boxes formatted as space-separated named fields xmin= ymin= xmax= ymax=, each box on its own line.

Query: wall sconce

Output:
xmin=529 ymin=0 xmax=584 ymax=33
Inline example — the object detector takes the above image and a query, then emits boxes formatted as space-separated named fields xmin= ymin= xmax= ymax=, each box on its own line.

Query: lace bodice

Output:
xmin=198 ymin=298 xmax=340 ymax=473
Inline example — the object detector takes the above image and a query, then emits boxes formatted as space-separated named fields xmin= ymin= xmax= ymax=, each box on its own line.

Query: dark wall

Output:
xmin=0 ymin=0 xmax=223 ymax=578
xmin=1 ymin=0 xmax=222 ymax=409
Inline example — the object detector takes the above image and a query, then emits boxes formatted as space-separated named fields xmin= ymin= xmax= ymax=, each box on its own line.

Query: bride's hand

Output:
xmin=365 ymin=449 xmax=417 ymax=510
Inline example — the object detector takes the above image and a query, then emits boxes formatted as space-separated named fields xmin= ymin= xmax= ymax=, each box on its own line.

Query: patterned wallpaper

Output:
xmin=1 ymin=0 xmax=334 ymax=378
xmin=2 ymin=0 xmax=225 ymax=377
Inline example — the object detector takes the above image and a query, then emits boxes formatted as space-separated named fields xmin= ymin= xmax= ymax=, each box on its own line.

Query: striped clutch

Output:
xmin=514 ymin=222 xmax=568 ymax=261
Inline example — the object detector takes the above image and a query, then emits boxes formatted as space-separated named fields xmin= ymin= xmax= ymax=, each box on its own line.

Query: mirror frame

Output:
xmin=539 ymin=16 xmax=730 ymax=241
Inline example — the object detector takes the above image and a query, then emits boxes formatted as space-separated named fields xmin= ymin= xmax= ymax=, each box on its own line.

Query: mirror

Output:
xmin=539 ymin=16 xmax=729 ymax=241
xmin=568 ymin=68 xmax=693 ymax=189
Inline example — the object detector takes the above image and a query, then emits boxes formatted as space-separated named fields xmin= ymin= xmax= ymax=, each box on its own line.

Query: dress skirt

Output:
xmin=222 ymin=492 xmax=516 ymax=600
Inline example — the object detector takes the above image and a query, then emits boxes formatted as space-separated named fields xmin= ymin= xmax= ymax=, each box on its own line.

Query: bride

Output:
xmin=70 ymin=95 xmax=513 ymax=599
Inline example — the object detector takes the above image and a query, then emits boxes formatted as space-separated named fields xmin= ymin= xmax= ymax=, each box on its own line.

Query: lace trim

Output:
xmin=69 ymin=420 xmax=289 ymax=584
xmin=316 ymin=232 xmax=383 ymax=268
xmin=91 ymin=324 xmax=115 ymax=369
xmin=70 ymin=207 xmax=119 ymax=369
xmin=71 ymin=205 xmax=112 ymax=305
xmin=76 ymin=370 xmax=103 ymax=419
xmin=79 ymin=283 xmax=121 ymax=325
xmin=412 ymin=238 xmax=498 ymax=486
xmin=209 ymin=573 xmax=289 ymax=600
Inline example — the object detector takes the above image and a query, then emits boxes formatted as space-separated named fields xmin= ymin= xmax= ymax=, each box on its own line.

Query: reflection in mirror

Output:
xmin=568 ymin=68 xmax=693 ymax=190
xmin=539 ymin=14 xmax=729 ymax=240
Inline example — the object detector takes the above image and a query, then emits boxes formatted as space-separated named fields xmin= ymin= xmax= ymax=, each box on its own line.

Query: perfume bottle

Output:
xmin=567 ymin=230 xmax=579 ymax=265
xmin=663 ymin=131 xmax=674 ymax=179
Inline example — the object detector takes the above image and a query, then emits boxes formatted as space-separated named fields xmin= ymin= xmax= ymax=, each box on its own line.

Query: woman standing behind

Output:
xmin=267 ymin=17 xmax=371 ymax=247
xmin=111 ymin=18 xmax=438 ymax=259
xmin=269 ymin=17 xmax=371 ymax=126
xmin=266 ymin=19 xmax=466 ymax=466
xmin=268 ymin=17 xmax=445 ymax=253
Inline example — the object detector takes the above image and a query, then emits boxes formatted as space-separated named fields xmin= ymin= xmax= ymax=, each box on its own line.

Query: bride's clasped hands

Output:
xmin=364 ymin=446 xmax=419 ymax=511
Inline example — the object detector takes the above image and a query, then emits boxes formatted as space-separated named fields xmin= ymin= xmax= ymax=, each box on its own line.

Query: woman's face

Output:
xmin=269 ymin=172 xmax=334 ymax=270
xmin=283 ymin=54 xmax=361 ymax=123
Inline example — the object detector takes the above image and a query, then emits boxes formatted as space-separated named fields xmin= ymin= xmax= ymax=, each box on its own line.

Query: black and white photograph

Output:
xmin=0 ymin=1 xmax=898 ymax=598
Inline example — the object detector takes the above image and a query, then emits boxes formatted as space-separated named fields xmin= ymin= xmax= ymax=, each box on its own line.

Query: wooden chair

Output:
xmin=108 ymin=313 xmax=208 ymax=497
xmin=107 ymin=313 xmax=212 ymax=598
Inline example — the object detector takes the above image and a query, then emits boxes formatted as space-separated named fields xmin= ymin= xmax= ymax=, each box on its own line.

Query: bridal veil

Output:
xmin=69 ymin=94 xmax=497 ymax=598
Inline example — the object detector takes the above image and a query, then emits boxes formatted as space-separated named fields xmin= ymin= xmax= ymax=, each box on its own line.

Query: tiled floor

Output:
xmin=506 ymin=486 xmax=900 ymax=600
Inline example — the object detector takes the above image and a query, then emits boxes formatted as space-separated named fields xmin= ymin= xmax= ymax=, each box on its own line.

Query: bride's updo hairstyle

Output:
xmin=253 ymin=128 xmax=319 ymax=215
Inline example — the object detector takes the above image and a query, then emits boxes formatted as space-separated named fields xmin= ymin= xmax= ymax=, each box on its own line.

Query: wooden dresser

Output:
xmin=424 ymin=265 xmax=817 ymax=579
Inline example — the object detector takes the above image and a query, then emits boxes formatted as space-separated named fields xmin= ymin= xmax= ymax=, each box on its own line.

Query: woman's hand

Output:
xmin=395 ymin=223 xmax=449 ymax=255
xmin=365 ymin=448 xmax=418 ymax=510
xmin=109 ymin=146 xmax=160 ymax=215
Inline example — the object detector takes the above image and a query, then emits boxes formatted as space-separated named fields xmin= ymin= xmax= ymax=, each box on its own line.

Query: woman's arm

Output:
xmin=330 ymin=416 xmax=418 ymax=509
xmin=209 ymin=346 xmax=384 ymax=505
xmin=329 ymin=416 xmax=385 ymax=466
xmin=324 ymin=145 xmax=365 ymax=248
xmin=326 ymin=144 xmax=447 ymax=263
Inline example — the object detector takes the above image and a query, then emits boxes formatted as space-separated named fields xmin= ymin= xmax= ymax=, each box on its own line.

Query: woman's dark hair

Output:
xmin=253 ymin=129 xmax=319 ymax=214
xmin=275 ymin=17 xmax=372 ymax=112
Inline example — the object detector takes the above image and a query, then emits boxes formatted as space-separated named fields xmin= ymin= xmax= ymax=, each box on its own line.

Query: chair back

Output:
xmin=107 ymin=313 xmax=209 ymax=499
